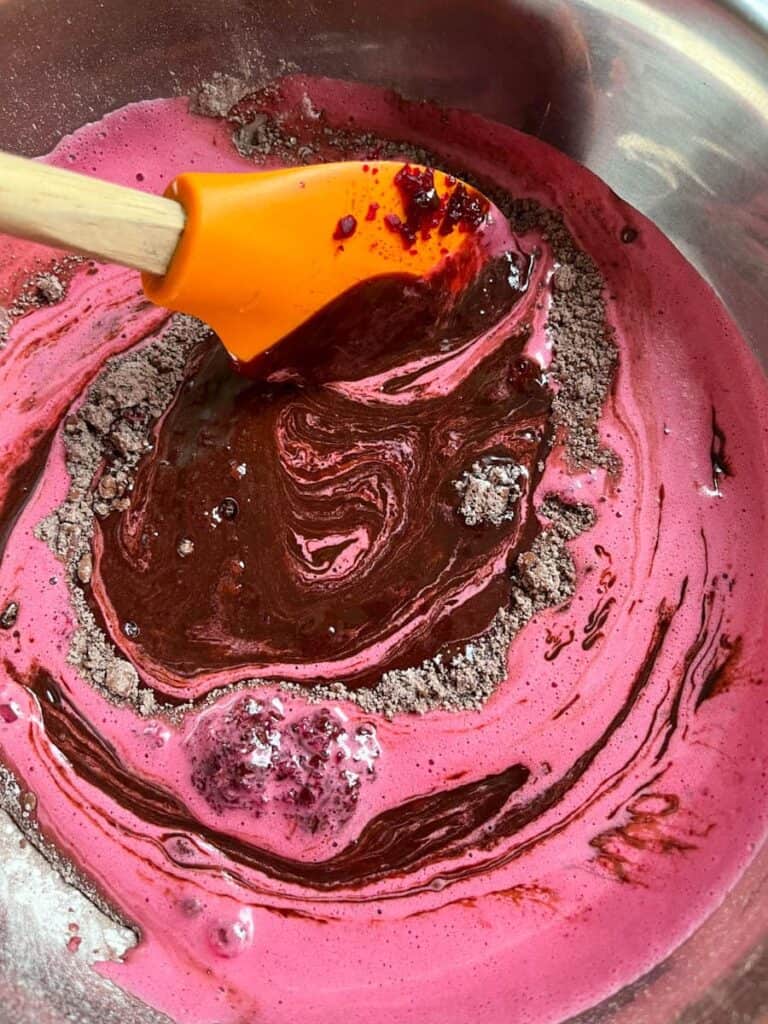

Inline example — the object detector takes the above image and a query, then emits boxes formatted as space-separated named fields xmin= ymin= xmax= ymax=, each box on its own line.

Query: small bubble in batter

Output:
xmin=216 ymin=497 xmax=239 ymax=521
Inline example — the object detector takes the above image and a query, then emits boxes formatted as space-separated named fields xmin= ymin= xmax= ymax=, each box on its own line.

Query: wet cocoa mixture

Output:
xmin=36 ymin=78 xmax=616 ymax=719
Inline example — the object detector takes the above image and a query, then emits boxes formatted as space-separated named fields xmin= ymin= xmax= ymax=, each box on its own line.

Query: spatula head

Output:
xmin=142 ymin=161 xmax=495 ymax=366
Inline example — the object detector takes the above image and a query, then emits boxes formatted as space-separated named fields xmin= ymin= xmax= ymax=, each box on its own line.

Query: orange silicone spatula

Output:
xmin=0 ymin=152 xmax=492 ymax=365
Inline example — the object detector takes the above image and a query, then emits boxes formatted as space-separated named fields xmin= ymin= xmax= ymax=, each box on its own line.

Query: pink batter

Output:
xmin=0 ymin=77 xmax=767 ymax=1024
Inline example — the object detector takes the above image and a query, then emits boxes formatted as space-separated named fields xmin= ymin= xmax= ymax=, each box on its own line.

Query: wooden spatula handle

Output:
xmin=0 ymin=150 xmax=186 ymax=275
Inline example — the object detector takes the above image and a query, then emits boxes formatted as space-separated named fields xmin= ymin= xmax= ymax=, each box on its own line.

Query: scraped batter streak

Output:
xmin=0 ymin=77 xmax=767 ymax=1024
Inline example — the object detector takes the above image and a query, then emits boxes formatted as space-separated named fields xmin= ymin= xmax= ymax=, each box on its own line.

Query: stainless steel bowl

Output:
xmin=0 ymin=2 xmax=766 ymax=1022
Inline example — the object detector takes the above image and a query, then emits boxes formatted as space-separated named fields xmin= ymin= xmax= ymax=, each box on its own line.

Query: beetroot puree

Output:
xmin=0 ymin=79 xmax=767 ymax=1024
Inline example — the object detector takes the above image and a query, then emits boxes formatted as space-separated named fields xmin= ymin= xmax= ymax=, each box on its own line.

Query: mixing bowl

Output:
xmin=0 ymin=1 xmax=766 ymax=1022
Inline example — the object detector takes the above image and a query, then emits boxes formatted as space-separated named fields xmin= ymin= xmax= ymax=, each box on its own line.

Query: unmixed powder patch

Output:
xmin=33 ymin=272 xmax=65 ymax=304
xmin=1 ymin=257 xmax=81 ymax=349
xmin=540 ymin=494 xmax=598 ymax=540
xmin=0 ymin=307 xmax=11 ymax=348
xmin=190 ymin=72 xmax=252 ymax=119
xmin=36 ymin=314 xmax=210 ymax=708
xmin=503 ymin=202 xmax=618 ymax=471
xmin=0 ymin=601 xmax=20 ymax=629
xmin=455 ymin=459 xmax=524 ymax=527
xmin=9 ymin=258 xmax=81 ymax=316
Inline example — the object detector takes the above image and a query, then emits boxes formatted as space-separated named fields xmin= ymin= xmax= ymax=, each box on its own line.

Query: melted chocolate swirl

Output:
xmin=94 ymin=257 xmax=549 ymax=692
xmin=20 ymin=589 xmax=680 ymax=894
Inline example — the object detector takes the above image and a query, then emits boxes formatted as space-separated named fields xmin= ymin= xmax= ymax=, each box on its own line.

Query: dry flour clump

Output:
xmin=455 ymin=459 xmax=525 ymax=527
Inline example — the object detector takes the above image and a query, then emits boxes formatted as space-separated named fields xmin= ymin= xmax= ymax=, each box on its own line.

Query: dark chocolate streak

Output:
xmin=582 ymin=596 xmax=615 ymax=651
xmin=654 ymin=531 xmax=715 ymax=761
xmin=94 ymin=257 xmax=551 ymax=690
xmin=477 ymin=591 xmax=678 ymax=855
xmin=695 ymin=635 xmax=743 ymax=708
xmin=649 ymin=482 xmax=665 ymax=574
xmin=709 ymin=406 xmax=732 ymax=497
xmin=26 ymin=666 xmax=528 ymax=887
xmin=655 ymin=580 xmax=705 ymax=764
xmin=552 ymin=692 xmax=579 ymax=719
xmin=23 ymin=591 xmax=681 ymax=892
xmin=545 ymin=629 xmax=575 ymax=662
xmin=0 ymin=426 xmax=57 ymax=566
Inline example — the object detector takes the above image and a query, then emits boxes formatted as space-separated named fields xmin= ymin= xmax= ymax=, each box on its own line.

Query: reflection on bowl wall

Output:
xmin=0 ymin=2 xmax=766 ymax=1023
